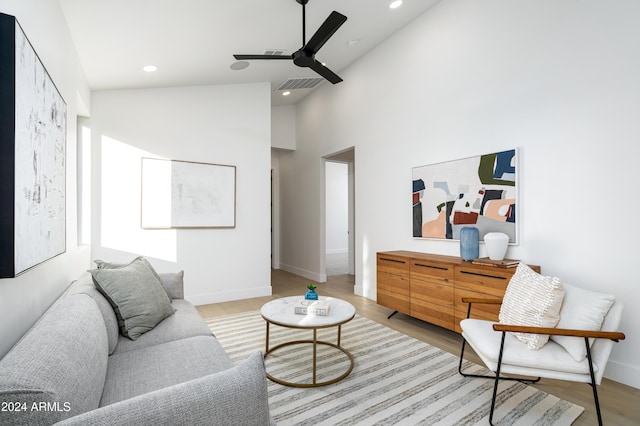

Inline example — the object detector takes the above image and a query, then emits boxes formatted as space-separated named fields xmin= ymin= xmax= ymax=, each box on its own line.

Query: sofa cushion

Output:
xmin=68 ymin=272 xmax=120 ymax=355
xmin=90 ymin=257 xmax=176 ymax=340
xmin=114 ymin=299 xmax=214 ymax=354
xmin=100 ymin=335 xmax=234 ymax=407
xmin=550 ymin=283 xmax=615 ymax=362
xmin=0 ymin=294 xmax=108 ymax=425
xmin=55 ymin=352 xmax=270 ymax=426
xmin=499 ymin=263 xmax=565 ymax=349
xmin=461 ymin=318 xmax=594 ymax=375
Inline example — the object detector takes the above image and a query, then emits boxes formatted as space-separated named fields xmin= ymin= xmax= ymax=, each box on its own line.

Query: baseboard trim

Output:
xmin=279 ymin=263 xmax=326 ymax=283
xmin=604 ymin=359 xmax=640 ymax=389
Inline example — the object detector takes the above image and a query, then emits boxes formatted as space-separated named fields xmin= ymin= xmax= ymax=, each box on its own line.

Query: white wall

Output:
xmin=325 ymin=161 xmax=349 ymax=254
xmin=271 ymin=105 xmax=296 ymax=150
xmin=90 ymin=83 xmax=272 ymax=305
xmin=281 ymin=0 xmax=640 ymax=388
xmin=0 ymin=0 xmax=91 ymax=358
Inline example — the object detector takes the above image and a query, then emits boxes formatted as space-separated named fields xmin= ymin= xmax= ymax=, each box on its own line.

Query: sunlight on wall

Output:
xmin=140 ymin=159 xmax=172 ymax=227
xmin=100 ymin=136 xmax=177 ymax=261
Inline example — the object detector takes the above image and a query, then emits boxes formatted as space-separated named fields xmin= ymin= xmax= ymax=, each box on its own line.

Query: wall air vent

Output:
xmin=277 ymin=77 xmax=325 ymax=91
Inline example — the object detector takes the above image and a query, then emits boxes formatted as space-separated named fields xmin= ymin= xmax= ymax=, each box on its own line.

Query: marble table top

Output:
xmin=260 ymin=296 xmax=356 ymax=328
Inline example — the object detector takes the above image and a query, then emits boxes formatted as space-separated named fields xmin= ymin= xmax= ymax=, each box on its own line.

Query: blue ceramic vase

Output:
xmin=305 ymin=289 xmax=318 ymax=300
xmin=460 ymin=227 xmax=479 ymax=261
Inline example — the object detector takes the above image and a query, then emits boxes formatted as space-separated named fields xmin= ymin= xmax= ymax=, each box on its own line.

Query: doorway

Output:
xmin=324 ymin=148 xmax=355 ymax=278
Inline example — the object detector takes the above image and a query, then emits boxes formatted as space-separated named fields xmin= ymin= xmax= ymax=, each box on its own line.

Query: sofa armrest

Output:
xmin=56 ymin=352 xmax=271 ymax=426
xmin=158 ymin=271 xmax=184 ymax=300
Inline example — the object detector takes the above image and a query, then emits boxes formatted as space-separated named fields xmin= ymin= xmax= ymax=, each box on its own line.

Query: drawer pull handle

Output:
xmin=460 ymin=270 xmax=506 ymax=280
xmin=414 ymin=263 xmax=448 ymax=271
xmin=380 ymin=257 xmax=406 ymax=264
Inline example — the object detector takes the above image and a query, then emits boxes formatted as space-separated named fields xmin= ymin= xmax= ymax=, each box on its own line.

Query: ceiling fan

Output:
xmin=233 ymin=0 xmax=347 ymax=84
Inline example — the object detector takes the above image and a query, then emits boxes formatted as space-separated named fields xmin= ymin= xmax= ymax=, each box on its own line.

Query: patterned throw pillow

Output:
xmin=499 ymin=263 xmax=565 ymax=349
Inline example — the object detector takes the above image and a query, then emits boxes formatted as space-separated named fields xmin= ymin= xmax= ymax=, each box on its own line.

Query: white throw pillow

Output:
xmin=499 ymin=263 xmax=565 ymax=349
xmin=550 ymin=284 xmax=615 ymax=362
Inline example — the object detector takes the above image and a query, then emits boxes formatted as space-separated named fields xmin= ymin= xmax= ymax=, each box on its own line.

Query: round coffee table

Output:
xmin=260 ymin=296 xmax=356 ymax=388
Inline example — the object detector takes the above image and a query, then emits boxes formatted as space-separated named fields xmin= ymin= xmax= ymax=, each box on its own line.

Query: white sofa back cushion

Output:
xmin=550 ymin=283 xmax=615 ymax=361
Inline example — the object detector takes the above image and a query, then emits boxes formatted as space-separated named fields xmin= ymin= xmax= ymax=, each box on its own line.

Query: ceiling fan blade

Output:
xmin=309 ymin=60 xmax=342 ymax=84
xmin=303 ymin=11 xmax=347 ymax=54
xmin=233 ymin=54 xmax=293 ymax=60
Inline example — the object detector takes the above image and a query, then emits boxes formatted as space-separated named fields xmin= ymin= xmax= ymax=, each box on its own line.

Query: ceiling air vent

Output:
xmin=263 ymin=49 xmax=287 ymax=56
xmin=277 ymin=77 xmax=325 ymax=91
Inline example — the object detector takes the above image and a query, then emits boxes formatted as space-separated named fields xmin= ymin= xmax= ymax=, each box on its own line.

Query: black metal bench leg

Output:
xmin=489 ymin=331 xmax=507 ymax=426
xmin=585 ymin=337 xmax=603 ymax=426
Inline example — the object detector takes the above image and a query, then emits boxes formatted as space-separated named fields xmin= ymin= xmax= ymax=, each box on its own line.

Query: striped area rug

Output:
xmin=205 ymin=311 xmax=583 ymax=426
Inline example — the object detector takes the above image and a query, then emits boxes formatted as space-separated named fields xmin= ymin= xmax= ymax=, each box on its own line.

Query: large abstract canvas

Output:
xmin=412 ymin=149 xmax=517 ymax=243
xmin=141 ymin=158 xmax=236 ymax=229
xmin=0 ymin=13 xmax=67 ymax=278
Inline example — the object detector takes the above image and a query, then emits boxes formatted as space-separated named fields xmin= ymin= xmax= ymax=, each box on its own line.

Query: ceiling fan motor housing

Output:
xmin=293 ymin=50 xmax=314 ymax=67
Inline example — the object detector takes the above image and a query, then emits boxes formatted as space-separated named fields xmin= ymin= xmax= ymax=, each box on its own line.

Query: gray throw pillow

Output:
xmin=89 ymin=257 xmax=175 ymax=340
xmin=94 ymin=259 xmax=128 ymax=269
xmin=94 ymin=257 xmax=173 ymax=300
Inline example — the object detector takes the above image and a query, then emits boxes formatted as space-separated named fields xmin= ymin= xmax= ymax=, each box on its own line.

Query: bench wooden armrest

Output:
xmin=493 ymin=324 xmax=626 ymax=342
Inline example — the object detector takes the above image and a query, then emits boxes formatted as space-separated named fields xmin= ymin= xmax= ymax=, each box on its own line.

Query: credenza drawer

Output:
xmin=410 ymin=260 xmax=453 ymax=282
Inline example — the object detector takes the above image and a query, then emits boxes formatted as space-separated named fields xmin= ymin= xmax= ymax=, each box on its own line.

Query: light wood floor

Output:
xmin=196 ymin=269 xmax=640 ymax=426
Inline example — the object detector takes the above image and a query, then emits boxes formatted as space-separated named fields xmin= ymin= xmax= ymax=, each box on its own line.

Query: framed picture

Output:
xmin=412 ymin=149 xmax=517 ymax=243
xmin=0 ymin=13 xmax=67 ymax=278
xmin=141 ymin=158 xmax=236 ymax=229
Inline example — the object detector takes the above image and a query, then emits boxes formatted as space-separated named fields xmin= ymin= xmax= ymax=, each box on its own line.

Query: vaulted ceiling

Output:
xmin=59 ymin=0 xmax=441 ymax=105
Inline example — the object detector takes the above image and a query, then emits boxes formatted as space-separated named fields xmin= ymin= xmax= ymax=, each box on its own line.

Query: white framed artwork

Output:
xmin=141 ymin=158 xmax=236 ymax=229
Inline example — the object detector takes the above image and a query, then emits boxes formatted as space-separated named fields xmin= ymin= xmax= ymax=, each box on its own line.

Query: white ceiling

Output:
xmin=59 ymin=0 xmax=441 ymax=105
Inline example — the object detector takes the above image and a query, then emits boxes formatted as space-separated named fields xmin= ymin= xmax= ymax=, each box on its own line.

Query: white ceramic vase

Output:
xmin=484 ymin=232 xmax=510 ymax=260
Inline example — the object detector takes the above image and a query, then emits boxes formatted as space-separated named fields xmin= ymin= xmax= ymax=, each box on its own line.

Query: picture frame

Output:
xmin=141 ymin=158 xmax=236 ymax=229
xmin=0 ymin=13 xmax=67 ymax=278
xmin=412 ymin=149 xmax=517 ymax=243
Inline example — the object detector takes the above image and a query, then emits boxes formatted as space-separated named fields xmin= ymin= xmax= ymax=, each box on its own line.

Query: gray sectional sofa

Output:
xmin=0 ymin=269 xmax=272 ymax=426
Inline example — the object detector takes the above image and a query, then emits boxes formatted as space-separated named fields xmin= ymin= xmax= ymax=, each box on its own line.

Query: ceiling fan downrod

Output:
xmin=298 ymin=0 xmax=308 ymax=45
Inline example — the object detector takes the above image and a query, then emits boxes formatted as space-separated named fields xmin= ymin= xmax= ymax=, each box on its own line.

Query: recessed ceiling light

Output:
xmin=389 ymin=0 xmax=403 ymax=9
xmin=230 ymin=61 xmax=250 ymax=71
xmin=282 ymin=91 xmax=291 ymax=96
xmin=143 ymin=65 xmax=158 ymax=72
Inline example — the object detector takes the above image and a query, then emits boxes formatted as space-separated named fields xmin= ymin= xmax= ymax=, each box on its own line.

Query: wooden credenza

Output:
xmin=376 ymin=251 xmax=539 ymax=333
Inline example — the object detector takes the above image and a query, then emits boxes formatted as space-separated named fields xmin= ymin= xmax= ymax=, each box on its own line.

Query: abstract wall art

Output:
xmin=0 ymin=13 xmax=67 ymax=278
xmin=412 ymin=149 xmax=517 ymax=243
xmin=141 ymin=158 xmax=236 ymax=229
